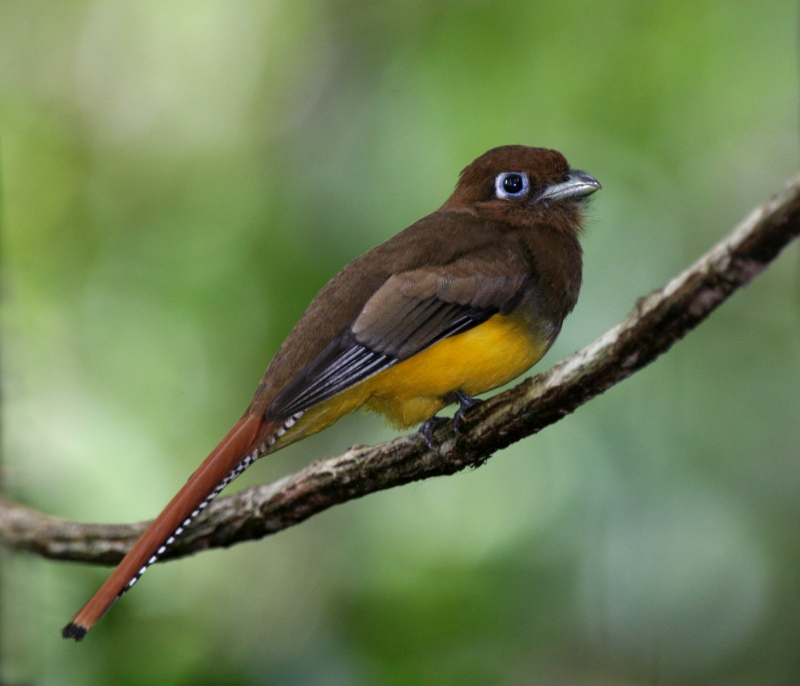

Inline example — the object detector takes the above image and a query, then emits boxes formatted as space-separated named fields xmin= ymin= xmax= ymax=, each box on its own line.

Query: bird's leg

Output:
xmin=418 ymin=416 xmax=447 ymax=449
xmin=452 ymin=390 xmax=482 ymax=434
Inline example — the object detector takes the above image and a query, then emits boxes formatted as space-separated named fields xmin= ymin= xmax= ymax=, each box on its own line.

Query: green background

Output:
xmin=1 ymin=1 xmax=799 ymax=684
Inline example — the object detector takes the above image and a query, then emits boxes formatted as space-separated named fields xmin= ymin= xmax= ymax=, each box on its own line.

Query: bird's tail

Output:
xmin=62 ymin=411 xmax=276 ymax=641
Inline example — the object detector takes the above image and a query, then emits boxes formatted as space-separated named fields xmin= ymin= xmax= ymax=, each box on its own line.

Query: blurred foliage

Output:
xmin=1 ymin=1 xmax=799 ymax=684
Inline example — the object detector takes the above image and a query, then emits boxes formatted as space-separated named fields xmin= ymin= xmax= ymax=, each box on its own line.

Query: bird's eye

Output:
xmin=495 ymin=172 xmax=529 ymax=199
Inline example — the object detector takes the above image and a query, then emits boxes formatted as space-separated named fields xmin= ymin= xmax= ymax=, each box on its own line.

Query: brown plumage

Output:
xmin=63 ymin=145 xmax=600 ymax=640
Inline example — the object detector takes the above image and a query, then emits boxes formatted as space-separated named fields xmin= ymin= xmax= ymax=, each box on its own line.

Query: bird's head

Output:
xmin=443 ymin=145 xmax=600 ymax=231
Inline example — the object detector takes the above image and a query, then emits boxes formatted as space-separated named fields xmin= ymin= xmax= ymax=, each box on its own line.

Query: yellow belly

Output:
xmin=274 ymin=310 xmax=549 ymax=446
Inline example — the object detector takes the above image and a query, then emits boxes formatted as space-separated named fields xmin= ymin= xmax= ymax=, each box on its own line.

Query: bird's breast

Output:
xmin=269 ymin=302 xmax=553 ymax=445
xmin=362 ymin=306 xmax=551 ymax=427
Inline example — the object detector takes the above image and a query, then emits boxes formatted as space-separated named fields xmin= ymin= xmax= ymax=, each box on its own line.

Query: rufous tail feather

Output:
xmin=62 ymin=412 xmax=273 ymax=641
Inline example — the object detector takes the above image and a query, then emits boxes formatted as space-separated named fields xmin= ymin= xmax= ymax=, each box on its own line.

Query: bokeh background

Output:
xmin=1 ymin=1 xmax=799 ymax=684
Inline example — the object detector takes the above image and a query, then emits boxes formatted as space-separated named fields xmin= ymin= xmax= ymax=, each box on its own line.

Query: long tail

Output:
xmin=62 ymin=411 xmax=275 ymax=641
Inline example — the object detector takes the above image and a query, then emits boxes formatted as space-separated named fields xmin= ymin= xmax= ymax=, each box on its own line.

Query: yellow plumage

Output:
xmin=276 ymin=310 xmax=549 ymax=447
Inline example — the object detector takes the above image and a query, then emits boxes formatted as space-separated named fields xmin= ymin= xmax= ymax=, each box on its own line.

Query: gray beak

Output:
xmin=536 ymin=169 xmax=601 ymax=203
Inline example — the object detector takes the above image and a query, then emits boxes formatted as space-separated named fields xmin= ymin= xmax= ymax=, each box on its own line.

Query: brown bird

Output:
xmin=62 ymin=145 xmax=600 ymax=640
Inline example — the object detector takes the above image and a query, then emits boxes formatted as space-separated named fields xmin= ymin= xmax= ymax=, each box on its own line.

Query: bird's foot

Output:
xmin=418 ymin=415 xmax=447 ymax=449
xmin=418 ymin=392 xmax=483 ymax=447
xmin=453 ymin=390 xmax=482 ymax=434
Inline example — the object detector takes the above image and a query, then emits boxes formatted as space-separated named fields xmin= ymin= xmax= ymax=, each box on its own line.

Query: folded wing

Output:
xmin=265 ymin=250 xmax=532 ymax=421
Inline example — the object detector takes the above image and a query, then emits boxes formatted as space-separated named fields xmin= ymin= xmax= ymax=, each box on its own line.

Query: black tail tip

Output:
xmin=62 ymin=622 xmax=88 ymax=641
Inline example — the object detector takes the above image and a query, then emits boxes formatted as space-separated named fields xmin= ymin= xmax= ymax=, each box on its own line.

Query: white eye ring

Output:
xmin=495 ymin=172 xmax=529 ymax=199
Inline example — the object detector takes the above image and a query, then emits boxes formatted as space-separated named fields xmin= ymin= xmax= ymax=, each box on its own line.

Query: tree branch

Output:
xmin=3 ymin=175 xmax=800 ymax=566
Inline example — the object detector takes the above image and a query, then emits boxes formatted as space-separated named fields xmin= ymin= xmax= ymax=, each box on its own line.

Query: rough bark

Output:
xmin=2 ymin=174 xmax=800 ymax=566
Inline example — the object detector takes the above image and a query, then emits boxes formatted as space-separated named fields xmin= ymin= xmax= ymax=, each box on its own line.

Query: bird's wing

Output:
xmin=265 ymin=249 xmax=531 ymax=420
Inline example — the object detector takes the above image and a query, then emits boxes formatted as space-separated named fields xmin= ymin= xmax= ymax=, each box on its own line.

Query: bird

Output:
xmin=62 ymin=145 xmax=600 ymax=640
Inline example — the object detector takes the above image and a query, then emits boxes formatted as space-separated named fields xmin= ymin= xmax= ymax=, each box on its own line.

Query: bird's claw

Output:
xmin=453 ymin=390 xmax=482 ymax=434
xmin=418 ymin=392 xmax=483 ymax=447
xmin=418 ymin=416 xmax=447 ymax=449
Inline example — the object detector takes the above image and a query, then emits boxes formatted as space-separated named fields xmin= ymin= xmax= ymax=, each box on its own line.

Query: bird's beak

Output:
xmin=536 ymin=170 xmax=601 ymax=203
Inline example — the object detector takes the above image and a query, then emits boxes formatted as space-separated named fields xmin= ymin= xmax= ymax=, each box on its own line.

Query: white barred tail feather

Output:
xmin=62 ymin=412 xmax=295 ymax=640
